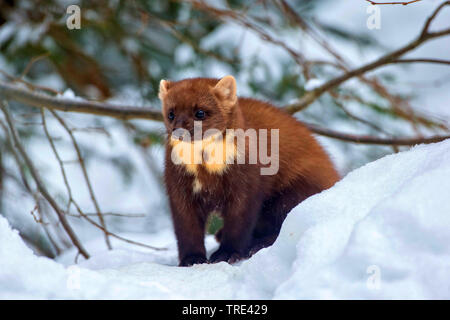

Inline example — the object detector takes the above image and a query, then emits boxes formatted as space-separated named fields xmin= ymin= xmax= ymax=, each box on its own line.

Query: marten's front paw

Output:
xmin=209 ymin=248 xmax=246 ymax=264
xmin=179 ymin=254 xmax=207 ymax=267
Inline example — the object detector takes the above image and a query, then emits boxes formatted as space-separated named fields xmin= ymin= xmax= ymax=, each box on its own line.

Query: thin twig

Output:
xmin=72 ymin=204 xmax=167 ymax=251
xmin=0 ymin=119 xmax=63 ymax=255
xmin=284 ymin=1 xmax=450 ymax=114
xmin=304 ymin=122 xmax=450 ymax=146
xmin=68 ymin=212 xmax=146 ymax=218
xmin=0 ymin=101 xmax=90 ymax=259
xmin=41 ymin=109 xmax=162 ymax=250
xmin=50 ymin=110 xmax=112 ymax=250
xmin=393 ymin=58 xmax=450 ymax=65
xmin=40 ymin=109 xmax=74 ymax=214
xmin=19 ymin=53 xmax=50 ymax=79
xmin=366 ymin=0 xmax=422 ymax=5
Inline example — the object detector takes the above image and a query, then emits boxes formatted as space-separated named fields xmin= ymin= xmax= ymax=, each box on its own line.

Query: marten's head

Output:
xmin=159 ymin=76 xmax=238 ymax=139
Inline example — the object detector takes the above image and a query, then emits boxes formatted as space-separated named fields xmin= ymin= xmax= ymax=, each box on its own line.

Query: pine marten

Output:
xmin=159 ymin=76 xmax=339 ymax=266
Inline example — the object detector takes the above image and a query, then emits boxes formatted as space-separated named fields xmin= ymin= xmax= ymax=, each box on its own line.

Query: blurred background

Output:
xmin=0 ymin=0 xmax=448 ymax=261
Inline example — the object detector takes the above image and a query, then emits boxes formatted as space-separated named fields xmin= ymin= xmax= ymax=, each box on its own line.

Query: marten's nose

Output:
xmin=172 ymin=117 xmax=190 ymax=141
xmin=172 ymin=117 xmax=188 ymax=132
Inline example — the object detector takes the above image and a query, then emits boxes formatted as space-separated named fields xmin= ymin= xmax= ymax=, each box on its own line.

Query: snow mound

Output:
xmin=1 ymin=140 xmax=450 ymax=299
xmin=241 ymin=139 xmax=450 ymax=299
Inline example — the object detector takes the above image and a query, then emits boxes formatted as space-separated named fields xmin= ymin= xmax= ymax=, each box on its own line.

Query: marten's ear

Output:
xmin=213 ymin=75 xmax=237 ymax=107
xmin=158 ymin=80 xmax=171 ymax=100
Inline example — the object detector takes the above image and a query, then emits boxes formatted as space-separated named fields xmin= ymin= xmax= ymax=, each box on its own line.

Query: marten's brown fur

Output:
xmin=159 ymin=76 xmax=339 ymax=266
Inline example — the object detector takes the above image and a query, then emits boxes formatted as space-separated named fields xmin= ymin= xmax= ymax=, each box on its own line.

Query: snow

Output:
xmin=56 ymin=88 xmax=84 ymax=101
xmin=304 ymin=78 xmax=326 ymax=91
xmin=1 ymin=139 xmax=450 ymax=299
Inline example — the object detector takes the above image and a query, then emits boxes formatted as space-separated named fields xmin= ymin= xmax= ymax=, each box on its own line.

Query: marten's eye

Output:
xmin=168 ymin=110 xmax=175 ymax=121
xmin=195 ymin=110 xmax=206 ymax=120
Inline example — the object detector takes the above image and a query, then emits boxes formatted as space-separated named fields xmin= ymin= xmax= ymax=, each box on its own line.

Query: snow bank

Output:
xmin=241 ymin=139 xmax=450 ymax=299
xmin=1 ymin=140 xmax=450 ymax=299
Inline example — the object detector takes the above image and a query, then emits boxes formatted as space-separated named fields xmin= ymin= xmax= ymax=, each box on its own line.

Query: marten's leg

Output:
xmin=250 ymin=180 xmax=322 ymax=255
xmin=209 ymin=193 xmax=263 ymax=264
xmin=169 ymin=197 xmax=208 ymax=267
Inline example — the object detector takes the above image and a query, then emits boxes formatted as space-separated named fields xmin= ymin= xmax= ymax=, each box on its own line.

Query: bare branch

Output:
xmin=0 ymin=120 xmax=64 ymax=255
xmin=40 ymin=108 xmax=164 ymax=251
xmin=40 ymin=109 xmax=74 ymax=213
xmin=0 ymin=101 xmax=90 ymax=259
xmin=284 ymin=1 xmax=450 ymax=114
xmin=421 ymin=1 xmax=450 ymax=38
xmin=0 ymin=81 xmax=163 ymax=121
xmin=393 ymin=58 xmax=450 ymax=65
xmin=278 ymin=0 xmax=427 ymax=132
xmin=72 ymin=204 xmax=167 ymax=251
xmin=69 ymin=212 xmax=146 ymax=218
xmin=366 ymin=0 xmax=422 ymax=5
xmin=19 ymin=53 xmax=50 ymax=79
xmin=50 ymin=110 xmax=112 ymax=250
xmin=186 ymin=0 xmax=309 ymax=75
xmin=304 ymin=122 xmax=450 ymax=146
